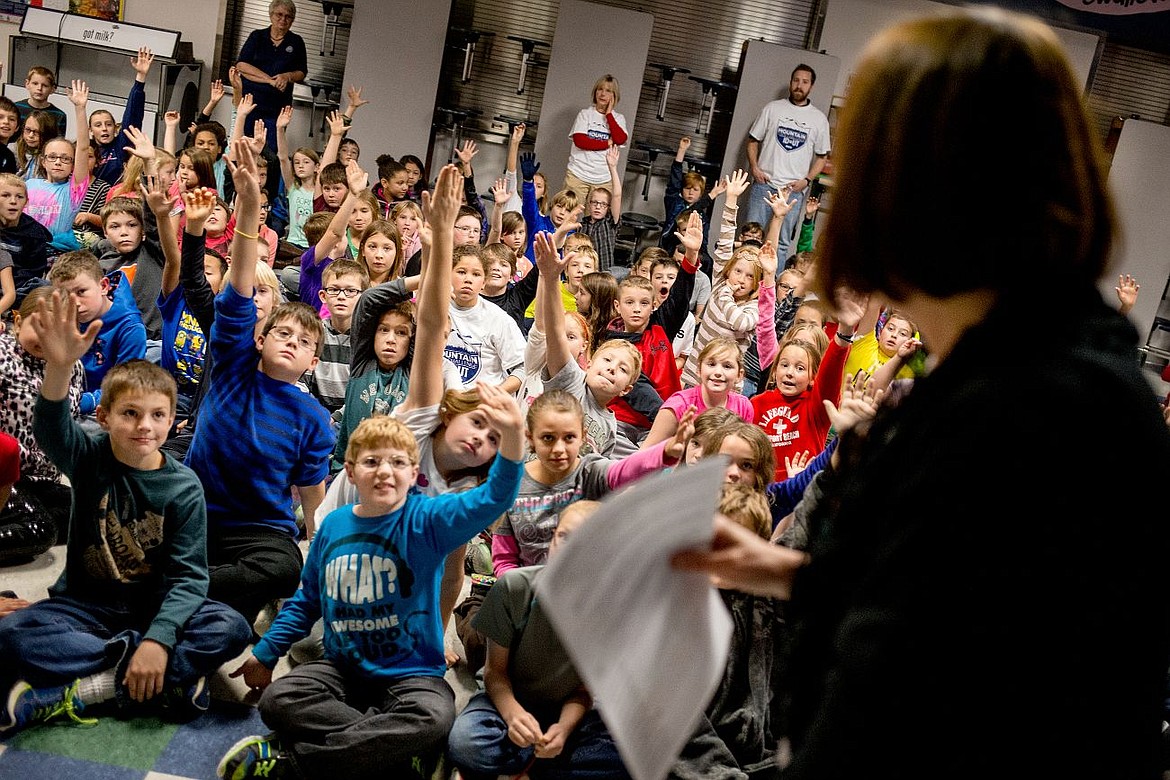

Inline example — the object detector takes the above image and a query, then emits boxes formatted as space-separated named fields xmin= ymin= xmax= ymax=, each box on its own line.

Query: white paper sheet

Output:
xmin=537 ymin=458 xmax=732 ymax=780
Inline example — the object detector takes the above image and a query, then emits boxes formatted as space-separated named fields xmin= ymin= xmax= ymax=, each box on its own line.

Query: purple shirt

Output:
xmin=299 ymin=247 xmax=333 ymax=307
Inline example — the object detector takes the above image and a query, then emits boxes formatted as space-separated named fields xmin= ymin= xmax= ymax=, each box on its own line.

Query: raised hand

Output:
xmin=491 ymin=176 xmax=510 ymax=206
xmin=122 ymin=125 xmax=156 ymax=160
xmin=142 ymin=174 xmax=175 ymax=217
xmin=510 ymin=122 xmax=526 ymax=146
xmin=456 ymin=139 xmax=479 ymax=167
xmin=724 ymin=168 xmax=751 ymax=199
xmin=758 ymin=240 xmax=778 ymax=279
xmin=209 ymin=78 xmax=224 ymax=104
xmin=228 ymin=65 xmax=243 ymax=94
xmin=766 ymin=189 xmax=796 ymax=220
xmin=346 ymin=85 xmax=369 ymax=111
xmin=677 ymin=136 xmax=692 ymax=155
xmin=533 ymin=231 xmax=568 ymax=276
xmin=824 ymin=370 xmax=883 ymax=436
xmin=804 ymin=195 xmax=820 ymax=218
xmin=28 ymin=290 xmax=102 ymax=368
xmin=247 ymin=119 xmax=267 ymax=155
xmin=665 ymin=405 xmax=698 ymax=461
xmin=1116 ymin=273 xmax=1140 ymax=314
xmin=474 ymin=380 xmax=526 ymax=459
xmin=675 ymin=210 xmax=704 ymax=255
xmin=519 ymin=151 xmax=540 ymax=182
xmin=238 ymin=92 xmax=255 ymax=116
xmin=130 ymin=47 xmax=154 ymax=78
xmin=275 ymin=105 xmax=293 ymax=130
xmin=327 ymin=110 xmax=345 ymax=137
xmin=182 ymin=187 xmax=217 ymax=227
xmin=708 ymin=176 xmax=728 ymax=200
xmin=424 ymin=163 xmax=464 ymax=231
xmin=783 ymin=450 xmax=811 ymax=479
xmin=552 ymin=205 xmax=583 ymax=245
xmin=163 ymin=110 xmax=180 ymax=128
xmin=345 ymin=159 xmax=368 ymax=193
xmin=68 ymin=79 xmax=89 ymax=108
xmin=226 ymin=137 xmax=260 ymax=208
xmin=605 ymin=144 xmax=621 ymax=169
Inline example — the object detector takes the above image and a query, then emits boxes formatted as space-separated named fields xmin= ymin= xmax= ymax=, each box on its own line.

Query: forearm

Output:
xmin=746 ymin=139 xmax=760 ymax=171
xmin=806 ymin=154 xmax=827 ymax=180
xmin=556 ymin=692 xmax=591 ymax=734
xmin=234 ymin=61 xmax=271 ymax=85
xmin=298 ymin=481 xmax=326 ymax=538
xmin=41 ymin=360 xmax=76 ymax=401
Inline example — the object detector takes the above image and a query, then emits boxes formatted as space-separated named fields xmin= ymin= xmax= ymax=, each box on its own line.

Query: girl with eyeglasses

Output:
xmin=24 ymin=81 xmax=91 ymax=256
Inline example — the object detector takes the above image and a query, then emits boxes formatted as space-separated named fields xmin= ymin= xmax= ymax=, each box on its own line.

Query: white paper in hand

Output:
xmin=537 ymin=458 xmax=732 ymax=780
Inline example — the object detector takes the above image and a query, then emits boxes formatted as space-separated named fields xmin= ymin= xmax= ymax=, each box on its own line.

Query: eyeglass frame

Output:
xmin=265 ymin=325 xmax=318 ymax=353
xmin=323 ymin=286 xmax=362 ymax=299
xmin=43 ymin=153 xmax=74 ymax=163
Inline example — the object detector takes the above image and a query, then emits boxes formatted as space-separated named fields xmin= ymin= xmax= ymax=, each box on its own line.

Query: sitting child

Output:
xmin=0 ymin=293 xmax=251 ymax=734
xmin=447 ymin=499 xmax=630 ymax=780
xmin=306 ymin=257 xmax=369 ymax=415
xmin=218 ymin=397 xmax=524 ymax=780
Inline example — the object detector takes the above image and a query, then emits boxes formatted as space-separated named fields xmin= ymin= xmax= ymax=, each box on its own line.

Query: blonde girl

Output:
xmin=391 ymin=199 xmax=423 ymax=273
xmin=646 ymin=336 xmax=753 ymax=448
xmin=345 ymin=190 xmax=380 ymax=259
xmin=357 ymin=219 xmax=403 ymax=285
xmin=702 ymin=420 xmax=775 ymax=495
xmin=680 ymin=169 xmax=765 ymax=389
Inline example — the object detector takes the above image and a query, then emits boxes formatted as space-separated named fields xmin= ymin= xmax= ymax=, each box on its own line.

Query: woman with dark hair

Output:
xmin=234 ymin=0 xmax=307 ymax=151
xmin=675 ymin=8 xmax=1170 ymax=779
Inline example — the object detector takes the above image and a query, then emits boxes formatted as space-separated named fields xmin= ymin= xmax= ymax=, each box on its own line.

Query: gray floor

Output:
xmin=0 ymin=543 xmax=483 ymax=713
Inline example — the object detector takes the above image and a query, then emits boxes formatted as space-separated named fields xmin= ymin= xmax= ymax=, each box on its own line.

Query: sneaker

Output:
xmin=0 ymin=679 xmax=96 ymax=732
xmin=217 ymin=733 xmax=290 ymax=779
xmin=161 ymin=676 xmax=209 ymax=718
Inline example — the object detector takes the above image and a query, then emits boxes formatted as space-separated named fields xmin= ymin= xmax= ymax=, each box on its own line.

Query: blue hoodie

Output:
xmin=79 ymin=270 xmax=146 ymax=411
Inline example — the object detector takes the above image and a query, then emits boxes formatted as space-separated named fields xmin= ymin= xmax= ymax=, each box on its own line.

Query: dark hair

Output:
xmin=204 ymin=247 xmax=228 ymax=275
xmin=377 ymin=156 xmax=407 ymax=182
xmin=191 ymin=121 xmax=228 ymax=159
xmin=17 ymin=109 xmax=60 ymax=167
xmin=580 ymin=271 xmax=620 ymax=352
xmin=819 ymin=7 xmax=1114 ymax=307
xmin=792 ymin=63 xmax=817 ymax=84
xmin=399 ymin=154 xmax=424 ymax=179
xmin=180 ymin=147 xmax=217 ymax=190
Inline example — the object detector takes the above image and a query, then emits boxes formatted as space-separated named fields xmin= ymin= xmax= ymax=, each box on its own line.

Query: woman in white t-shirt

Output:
xmin=564 ymin=74 xmax=628 ymax=203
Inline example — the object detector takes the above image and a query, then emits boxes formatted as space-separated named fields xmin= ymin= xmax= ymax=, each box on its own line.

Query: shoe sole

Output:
xmin=216 ymin=734 xmax=266 ymax=780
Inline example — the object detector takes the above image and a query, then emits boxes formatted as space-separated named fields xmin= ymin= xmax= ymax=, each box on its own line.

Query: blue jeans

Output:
xmin=745 ymin=182 xmax=806 ymax=266
xmin=448 ymin=691 xmax=630 ymax=780
xmin=0 ymin=595 xmax=251 ymax=702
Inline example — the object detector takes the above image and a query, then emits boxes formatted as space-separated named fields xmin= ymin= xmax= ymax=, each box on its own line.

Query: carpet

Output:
xmin=0 ymin=698 xmax=266 ymax=780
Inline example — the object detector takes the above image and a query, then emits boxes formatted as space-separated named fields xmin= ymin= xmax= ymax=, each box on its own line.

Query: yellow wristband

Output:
xmin=234 ymin=229 xmax=259 ymax=240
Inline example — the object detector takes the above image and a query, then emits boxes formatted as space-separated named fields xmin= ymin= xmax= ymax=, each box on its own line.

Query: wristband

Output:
xmin=835 ymin=330 xmax=856 ymax=344
xmin=234 ymin=229 xmax=259 ymax=240
xmin=804 ymin=177 xmax=813 ymax=186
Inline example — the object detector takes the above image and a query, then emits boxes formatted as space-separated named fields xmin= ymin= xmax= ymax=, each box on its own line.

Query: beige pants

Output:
xmin=562 ymin=169 xmax=610 ymax=206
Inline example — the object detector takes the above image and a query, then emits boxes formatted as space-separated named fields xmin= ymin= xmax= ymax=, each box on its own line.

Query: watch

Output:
xmin=804 ymin=176 xmax=813 ymax=185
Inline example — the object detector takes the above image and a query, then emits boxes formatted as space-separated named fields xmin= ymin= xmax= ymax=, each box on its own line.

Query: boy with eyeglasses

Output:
xmin=185 ymin=140 xmax=335 ymax=630
xmin=306 ymin=257 xmax=369 ymax=415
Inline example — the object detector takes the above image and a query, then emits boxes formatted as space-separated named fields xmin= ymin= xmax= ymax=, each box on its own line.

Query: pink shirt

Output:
xmin=661 ymin=385 xmax=753 ymax=424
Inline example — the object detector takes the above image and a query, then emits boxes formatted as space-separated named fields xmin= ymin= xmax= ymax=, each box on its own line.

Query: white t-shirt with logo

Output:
xmin=748 ymin=98 xmax=831 ymax=185
xmin=445 ymin=297 xmax=526 ymax=388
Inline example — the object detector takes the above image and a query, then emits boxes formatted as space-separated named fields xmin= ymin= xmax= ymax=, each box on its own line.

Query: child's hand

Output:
xmin=804 ymin=195 xmax=820 ymax=219
xmin=767 ymin=189 xmax=795 ymax=220
xmin=535 ymin=722 xmax=568 ymax=759
xmin=519 ymin=151 xmax=540 ymax=182
xmin=228 ymin=65 xmax=243 ymax=94
xmin=533 ymin=231 xmax=567 ymax=276
xmin=421 ymin=163 xmax=463 ymax=232
xmin=122 ymin=125 xmax=156 ymax=160
xmin=724 ymin=168 xmax=751 ymax=199
xmin=130 ymin=47 xmax=154 ymax=78
xmin=229 ymin=655 xmax=274 ymax=693
xmin=28 ymin=290 xmax=102 ymax=367
xmin=677 ymin=136 xmax=692 ymax=155
xmin=72 ymin=211 xmax=92 ymax=227
xmin=665 ymin=405 xmax=698 ymax=461
xmin=0 ymin=595 xmax=30 ymax=618
xmin=834 ymin=288 xmax=867 ymax=332
xmin=675 ymin=211 xmax=704 ymax=255
xmin=143 ymin=174 xmax=175 ymax=217
xmin=456 ymin=139 xmax=478 ymax=168
xmin=247 ymin=119 xmax=267 ymax=155
xmin=226 ymin=138 xmax=261 ymax=207
xmin=510 ymin=122 xmax=526 ymax=146
xmin=758 ymin=240 xmax=778 ymax=279
xmin=346 ymin=84 xmax=369 ymax=111
xmin=824 ymin=370 xmax=883 ymax=435
xmin=275 ymin=104 xmax=293 ymax=130
xmin=238 ymin=92 xmax=255 ymax=117
xmin=491 ymin=176 xmax=510 ymax=206
xmin=183 ymin=187 xmax=216 ymax=228
xmin=475 ymin=381 xmax=525 ymax=443
xmin=124 ymin=639 xmax=168 ymax=702
xmin=68 ymin=79 xmax=89 ymax=107
xmin=783 ymin=450 xmax=810 ymax=479
xmin=163 ymin=110 xmax=180 ymax=128
xmin=209 ymin=78 xmax=224 ymax=104
xmin=327 ymin=109 xmax=345 ymax=137
xmin=552 ymin=206 xmax=583 ymax=245
xmin=605 ymin=144 xmax=621 ymax=169
xmin=1116 ymin=273 xmax=1140 ymax=313
xmin=896 ymin=337 xmax=922 ymax=359
xmin=505 ymin=706 xmax=543 ymax=748
xmin=345 ymin=159 xmax=368 ymax=193
xmin=708 ymin=176 xmax=728 ymax=200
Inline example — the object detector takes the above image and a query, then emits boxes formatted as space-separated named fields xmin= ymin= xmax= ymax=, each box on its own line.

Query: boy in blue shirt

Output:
xmin=218 ymin=399 xmax=524 ymax=779
xmin=184 ymin=140 xmax=334 ymax=629
xmin=47 ymin=249 xmax=147 ymax=414
xmin=0 ymin=293 xmax=250 ymax=734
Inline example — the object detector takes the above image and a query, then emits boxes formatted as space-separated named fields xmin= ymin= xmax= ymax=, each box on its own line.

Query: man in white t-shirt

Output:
xmin=744 ymin=65 xmax=831 ymax=264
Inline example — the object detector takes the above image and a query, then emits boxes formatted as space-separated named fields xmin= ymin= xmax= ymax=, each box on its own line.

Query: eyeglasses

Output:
xmin=352 ymin=456 xmax=414 ymax=471
xmin=778 ymin=282 xmax=797 ymax=292
xmin=454 ymin=224 xmax=481 ymax=235
xmin=588 ymin=200 xmax=609 ymax=207
xmin=323 ymin=287 xmax=362 ymax=298
xmin=266 ymin=325 xmax=317 ymax=352
xmin=259 ymin=203 xmax=271 ymax=211
xmin=44 ymin=154 xmax=73 ymax=163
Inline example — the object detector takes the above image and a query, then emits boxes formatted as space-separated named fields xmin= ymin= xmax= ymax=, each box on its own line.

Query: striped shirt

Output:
xmin=307 ymin=319 xmax=350 ymax=413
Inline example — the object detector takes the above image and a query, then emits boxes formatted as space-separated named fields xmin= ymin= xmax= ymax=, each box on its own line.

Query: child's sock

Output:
xmin=76 ymin=669 xmax=117 ymax=706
